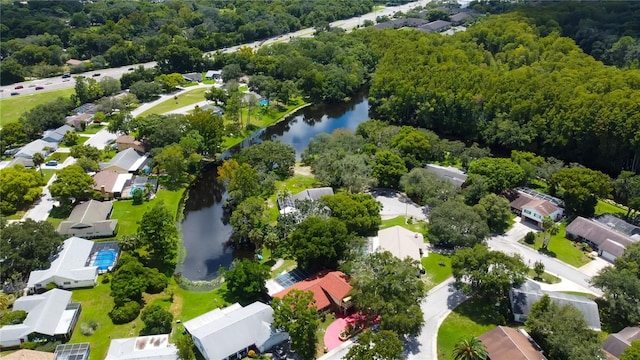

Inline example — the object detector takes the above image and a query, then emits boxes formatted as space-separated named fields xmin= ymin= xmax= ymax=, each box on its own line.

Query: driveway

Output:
xmin=84 ymin=127 xmax=117 ymax=149
xmin=369 ymin=188 xmax=427 ymax=221
xmin=24 ymin=174 xmax=59 ymax=222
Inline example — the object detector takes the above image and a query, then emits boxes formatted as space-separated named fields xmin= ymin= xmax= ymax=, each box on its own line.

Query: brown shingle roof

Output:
xmin=272 ymin=271 xmax=352 ymax=310
xmin=93 ymin=171 xmax=120 ymax=192
xmin=510 ymin=193 xmax=536 ymax=211
xmin=116 ymin=135 xmax=138 ymax=144
xmin=565 ymin=216 xmax=636 ymax=248
xmin=522 ymin=199 xmax=560 ymax=217
xmin=603 ymin=327 xmax=640 ymax=358
xmin=478 ymin=326 xmax=547 ymax=360
xmin=2 ymin=349 xmax=54 ymax=360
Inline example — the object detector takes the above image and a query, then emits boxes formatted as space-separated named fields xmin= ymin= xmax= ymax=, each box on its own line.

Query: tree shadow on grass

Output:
xmin=454 ymin=297 xmax=509 ymax=326
xmin=537 ymin=247 xmax=557 ymax=258
xmin=49 ymin=204 xmax=73 ymax=220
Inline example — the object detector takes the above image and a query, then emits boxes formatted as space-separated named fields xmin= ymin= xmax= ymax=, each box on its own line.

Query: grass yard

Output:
xmin=111 ymin=186 xmax=185 ymax=236
xmin=437 ymin=298 xmax=506 ymax=360
xmin=136 ymin=87 xmax=208 ymax=117
xmin=527 ymin=269 xmax=561 ymax=284
xmin=421 ymin=252 xmax=452 ymax=290
xmin=40 ymin=168 xmax=56 ymax=183
xmin=523 ymin=224 xmax=590 ymax=267
xmin=174 ymin=285 xmax=229 ymax=322
xmin=4 ymin=211 xmax=25 ymax=220
xmin=316 ymin=312 xmax=338 ymax=357
xmin=380 ymin=215 xmax=427 ymax=234
xmin=58 ymin=136 xmax=88 ymax=148
xmin=267 ymin=173 xmax=320 ymax=221
xmin=80 ymin=124 xmax=106 ymax=134
xmin=0 ymin=88 xmax=75 ymax=127
xmin=46 ymin=152 xmax=69 ymax=163
xmin=595 ymin=200 xmax=627 ymax=217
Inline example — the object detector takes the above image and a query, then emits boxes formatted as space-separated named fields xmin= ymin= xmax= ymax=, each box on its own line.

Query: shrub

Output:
xmin=145 ymin=268 xmax=168 ymax=294
xmin=45 ymin=282 xmax=58 ymax=291
xmin=524 ymin=231 xmax=536 ymax=244
xmin=109 ymin=301 xmax=141 ymax=324
xmin=80 ymin=323 xmax=95 ymax=336
xmin=132 ymin=188 xmax=144 ymax=205
xmin=19 ymin=341 xmax=37 ymax=350
xmin=0 ymin=310 xmax=27 ymax=325
xmin=101 ymin=275 xmax=110 ymax=284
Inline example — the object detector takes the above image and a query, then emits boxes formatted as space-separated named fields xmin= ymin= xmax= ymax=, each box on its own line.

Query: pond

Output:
xmin=179 ymin=89 xmax=370 ymax=280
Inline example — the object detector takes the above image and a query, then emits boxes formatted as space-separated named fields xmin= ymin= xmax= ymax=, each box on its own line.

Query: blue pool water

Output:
xmin=259 ymin=99 xmax=269 ymax=106
xmin=93 ymin=250 xmax=117 ymax=271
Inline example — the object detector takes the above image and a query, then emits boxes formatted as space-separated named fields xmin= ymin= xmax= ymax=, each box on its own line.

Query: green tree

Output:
xmin=229 ymin=197 xmax=268 ymax=249
xmin=237 ymin=141 xmax=296 ymax=180
xmin=468 ymin=158 xmax=526 ymax=194
xmin=288 ymin=216 xmax=351 ymax=272
xmin=621 ymin=340 xmax=640 ymax=360
xmin=0 ymin=59 xmax=25 ymax=85
xmin=550 ymin=167 xmax=612 ymax=217
xmin=0 ymin=165 xmax=44 ymax=214
xmin=31 ymin=153 xmax=45 ymax=176
xmin=320 ymin=193 xmax=381 ymax=236
xmin=614 ymin=171 xmax=640 ymax=218
xmin=155 ymin=44 xmax=203 ymax=74
xmin=70 ymin=145 xmax=102 ymax=161
xmin=400 ymin=167 xmax=457 ymax=206
xmin=452 ymin=337 xmax=488 ymax=360
xmin=223 ymin=259 xmax=270 ymax=305
xmin=62 ymin=131 xmax=79 ymax=146
xmin=372 ymin=150 xmax=407 ymax=189
xmin=217 ymin=159 xmax=262 ymax=204
xmin=533 ymin=260 xmax=545 ymax=279
xmin=204 ymin=87 xmax=228 ymax=105
xmin=390 ymin=127 xmax=432 ymax=169
xmin=75 ymin=157 xmax=100 ymax=173
xmin=272 ymin=290 xmax=319 ymax=360
xmin=175 ymin=333 xmax=196 ymax=360
xmin=0 ymin=220 xmax=63 ymax=284
xmin=429 ymin=201 xmax=489 ymax=248
xmin=140 ymin=304 xmax=173 ymax=335
xmin=221 ymin=63 xmax=242 ymax=83
xmin=349 ymin=251 xmax=427 ymax=337
xmin=155 ymin=144 xmax=186 ymax=182
xmin=526 ymin=295 xmax=603 ymax=360
xmin=100 ymin=76 xmax=121 ymax=96
xmin=137 ymin=202 xmax=178 ymax=273
xmin=186 ymin=107 xmax=224 ymax=157
xmin=477 ymin=193 xmax=513 ymax=233
xmin=155 ymin=73 xmax=185 ymax=92
xmin=0 ymin=122 xmax=28 ymax=154
xmin=345 ymin=330 xmax=404 ymax=360
xmin=49 ymin=165 xmax=96 ymax=205
xmin=452 ymin=245 xmax=528 ymax=303
xmin=129 ymin=80 xmax=162 ymax=102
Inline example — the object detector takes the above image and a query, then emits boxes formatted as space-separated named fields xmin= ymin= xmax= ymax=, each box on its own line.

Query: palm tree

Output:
xmin=453 ymin=337 xmax=488 ymax=360
xmin=32 ymin=152 xmax=45 ymax=176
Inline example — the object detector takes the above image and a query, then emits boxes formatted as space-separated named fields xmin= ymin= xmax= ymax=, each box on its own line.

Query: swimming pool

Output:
xmin=259 ymin=99 xmax=269 ymax=106
xmin=92 ymin=249 xmax=118 ymax=272
xmin=130 ymin=185 xmax=145 ymax=196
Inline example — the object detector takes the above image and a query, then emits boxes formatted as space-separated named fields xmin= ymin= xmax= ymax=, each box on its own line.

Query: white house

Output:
xmin=27 ymin=237 xmax=98 ymax=292
xmin=373 ymin=225 xmax=426 ymax=262
xmin=205 ymin=70 xmax=222 ymax=81
xmin=184 ymin=302 xmax=288 ymax=360
xmin=57 ymin=200 xmax=118 ymax=238
xmin=105 ymin=334 xmax=178 ymax=360
xmin=14 ymin=139 xmax=58 ymax=159
xmin=0 ymin=289 xmax=81 ymax=348
xmin=509 ymin=191 xmax=564 ymax=228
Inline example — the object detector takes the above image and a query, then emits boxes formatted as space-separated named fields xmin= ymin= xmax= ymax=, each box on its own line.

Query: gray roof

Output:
xmin=7 ymin=157 xmax=34 ymax=168
xmin=451 ymin=12 xmax=472 ymax=23
xmin=277 ymin=187 xmax=334 ymax=209
xmin=54 ymin=343 xmax=90 ymax=360
xmin=374 ymin=18 xmax=429 ymax=30
xmin=602 ymin=327 xmax=640 ymax=358
xmin=425 ymin=164 xmax=467 ymax=187
xmin=566 ymin=216 xmax=636 ymax=249
xmin=57 ymin=200 xmax=118 ymax=237
xmin=105 ymin=334 xmax=178 ymax=360
xmin=27 ymin=237 xmax=98 ymax=287
xmin=205 ymin=70 xmax=221 ymax=78
xmin=0 ymin=289 xmax=74 ymax=343
xmin=599 ymin=239 xmax=627 ymax=259
xmin=418 ymin=20 xmax=452 ymax=32
xmin=182 ymin=72 xmax=201 ymax=82
xmin=595 ymin=214 xmax=640 ymax=236
xmin=42 ymin=125 xmax=75 ymax=143
xmin=67 ymin=200 xmax=113 ymax=224
xmin=73 ymin=103 xmax=98 ymax=115
xmin=14 ymin=139 xmax=58 ymax=159
xmin=184 ymin=302 xmax=278 ymax=360
xmin=510 ymin=280 xmax=601 ymax=331
xmin=101 ymin=148 xmax=149 ymax=172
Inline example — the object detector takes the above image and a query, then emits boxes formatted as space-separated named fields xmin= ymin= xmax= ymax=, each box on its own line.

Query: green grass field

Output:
xmin=0 ymin=88 xmax=75 ymax=127
xmin=438 ymin=298 xmax=504 ymax=359
xmin=136 ymin=87 xmax=209 ymax=117
xmin=528 ymin=269 xmax=561 ymax=284
xmin=595 ymin=200 xmax=627 ymax=217
xmin=46 ymin=152 xmax=69 ymax=163
xmin=110 ymin=186 xmax=185 ymax=236
xmin=523 ymin=224 xmax=590 ymax=267
xmin=422 ymin=252 xmax=452 ymax=290
xmin=79 ymin=124 xmax=105 ymax=134
xmin=379 ymin=215 xmax=427 ymax=234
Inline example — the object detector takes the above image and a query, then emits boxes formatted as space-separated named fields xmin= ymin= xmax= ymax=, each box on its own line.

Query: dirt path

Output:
xmin=294 ymin=164 xmax=312 ymax=176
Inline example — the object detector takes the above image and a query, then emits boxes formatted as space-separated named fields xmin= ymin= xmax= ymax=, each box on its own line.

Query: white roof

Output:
xmin=14 ymin=139 xmax=58 ymax=158
xmin=375 ymin=225 xmax=426 ymax=262
xmin=113 ymin=173 xmax=134 ymax=193
xmin=105 ymin=334 xmax=178 ymax=360
xmin=102 ymin=148 xmax=149 ymax=172
xmin=0 ymin=289 xmax=74 ymax=344
xmin=184 ymin=302 xmax=275 ymax=360
xmin=27 ymin=237 xmax=97 ymax=287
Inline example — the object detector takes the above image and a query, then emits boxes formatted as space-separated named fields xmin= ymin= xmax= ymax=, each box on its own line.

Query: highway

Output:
xmin=0 ymin=0 xmax=446 ymax=99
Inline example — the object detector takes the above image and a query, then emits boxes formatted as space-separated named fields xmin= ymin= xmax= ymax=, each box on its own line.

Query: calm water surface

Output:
xmin=180 ymin=89 xmax=369 ymax=280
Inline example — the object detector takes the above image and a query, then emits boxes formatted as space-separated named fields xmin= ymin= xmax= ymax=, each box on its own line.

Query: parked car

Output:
xmin=14 ymin=85 xmax=23 ymax=89
xmin=10 ymin=92 xmax=20 ymax=96
xmin=92 ymin=73 xmax=101 ymax=77
xmin=45 ymin=160 xmax=58 ymax=166
xmin=62 ymin=73 xmax=71 ymax=78
xmin=35 ymin=86 xmax=44 ymax=90
xmin=128 ymin=67 xmax=134 ymax=71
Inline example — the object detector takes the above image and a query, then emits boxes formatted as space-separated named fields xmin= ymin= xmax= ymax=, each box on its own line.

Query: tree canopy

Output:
xmin=345 ymin=330 xmax=404 ymax=360
xmin=0 ymin=165 xmax=44 ymax=215
xmin=288 ymin=216 xmax=351 ymax=272
xmin=140 ymin=304 xmax=173 ymax=336
xmin=223 ymin=259 xmax=270 ymax=305
xmin=237 ymin=141 xmax=296 ymax=180
xmin=272 ymin=290 xmax=319 ymax=360
xmin=137 ymin=201 xmax=178 ymax=273
xmin=320 ymin=193 xmax=381 ymax=236
xmin=429 ymin=201 xmax=489 ymax=248
xmin=467 ymin=158 xmax=525 ymax=194
xmin=49 ymin=165 xmax=96 ymax=205
xmin=550 ymin=167 xmax=612 ymax=217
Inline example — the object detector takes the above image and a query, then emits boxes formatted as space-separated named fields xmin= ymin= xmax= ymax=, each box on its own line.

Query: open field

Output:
xmin=0 ymin=88 xmax=75 ymax=127
xmin=136 ymin=87 xmax=208 ymax=117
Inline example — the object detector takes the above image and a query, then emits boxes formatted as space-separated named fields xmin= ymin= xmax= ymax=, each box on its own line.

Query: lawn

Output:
xmin=595 ymin=200 xmax=627 ymax=217
xmin=40 ymin=168 xmax=56 ymax=183
xmin=380 ymin=215 xmax=427 ymax=234
xmin=527 ymin=269 xmax=561 ymax=284
xmin=437 ymin=298 xmax=505 ymax=359
xmin=4 ymin=211 xmax=25 ymax=220
xmin=316 ymin=312 xmax=338 ymax=357
xmin=0 ymin=88 xmax=75 ymax=127
xmin=421 ymin=252 xmax=452 ymax=290
xmin=522 ymin=224 xmax=590 ymax=267
xmin=110 ymin=186 xmax=185 ymax=236
xmin=136 ymin=87 xmax=209 ymax=117
xmin=46 ymin=152 xmax=69 ymax=163
xmin=267 ymin=173 xmax=320 ymax=221
xmin=80 ymin=124 xmax=106 ymax=134
xmin=58 ymin=136 xmax=88 ymax=148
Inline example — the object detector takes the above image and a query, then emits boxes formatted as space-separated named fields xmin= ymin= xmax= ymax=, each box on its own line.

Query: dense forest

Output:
xmin=0 ymin=0 xmax=373 ymax=83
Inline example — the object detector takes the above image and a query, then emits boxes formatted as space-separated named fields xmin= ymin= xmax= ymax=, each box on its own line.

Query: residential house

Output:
xmin=602 ymin=327 xmax=640 ymax=359
xmin=100 ymin=148 xmax=150 ymax=174
xmin=92 ymin=171 xmax=133 ymax=199
xmin=14 ymin=139 xmax=58 ymax=159
xmin=72 ymin=103 xmax=97 ymax=115
xmin=374 ymin=225 xmax=426 ymax=263
xmin=272 ymin=271 xmax=353 ymax=314
xmin=424 ymin=164 xmax=467 ymax=187
xmin=374 ymin=18 xmax=429 ymax=30
xmin=199 ymin=103 xmax=223 ymax=116
xmin=65 ymin=113 xmax=93 ymax=130
xmin=105 ymin=334 xmax=178 ymax=360
xmin=116 ymin=135 xmax=146 ymax=153
xmin=7 ymin=157 xmax=34 ymax=168
xmin=565 ymin=216 xmax=637 ymax=262
xmin=184 ymin=302 xmax=289 ymax=360
xmin=205 ymin=70 xmax=222 ymax=80
xmin=54 ymin=343 xmax=90 ymax=360
xmin=42 ymin=125 xmax=75 ymax=144
xmin=277 ymin=187 xmax=334 ymax=211
xmin=57 ymin=200 xmax=118 ymax=238
xmin=2 ymin=349 xmax=54 ymax=360
xmin=478 ymin=326 xmax=547 ymax=360
xmin=0 ymin=289 xmax=81 ymax=348
xmin=417 ymin=20 xmax=452 ymax=33
xmin=27 ymin=237 xmax=98 ymax=292
xmin=182 ymin=72 xmax=201 ymax=83
xmin=510 ymin=280 xmax=601 ymax=331
xmin=450 ymin=12 xmax=472 ymax=25
xmin=509 ymin=189 xmax=564 ymax=228
xmin=595 ymin=214 xmax=640 ymax=237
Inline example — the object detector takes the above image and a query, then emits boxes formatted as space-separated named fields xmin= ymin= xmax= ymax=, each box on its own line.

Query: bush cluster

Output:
xmin=109 ymin=301 xmax=142 ymax=324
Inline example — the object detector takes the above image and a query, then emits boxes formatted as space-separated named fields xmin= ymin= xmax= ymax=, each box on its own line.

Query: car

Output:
xmin=10 ymin=92 xmax=20 ymax=96
xmin=92 ymin=73 xmax=101 ymax=77
xmin=28 ymin=84 xmax=36 ymax=88
xmin=35 ymin=86 xmax=44 ymax=90
xmin=62 ymin=78 xmax=70 ymax=82
xmin=128 ymin=67 xmax=134 ymax=71
xmin=14 ymin=85 xmax=23 ymax=89
xmin=62 ymin=73 xmax=71 ymax=79
xmin=45 ymin=160 xmax=58 ymax=166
